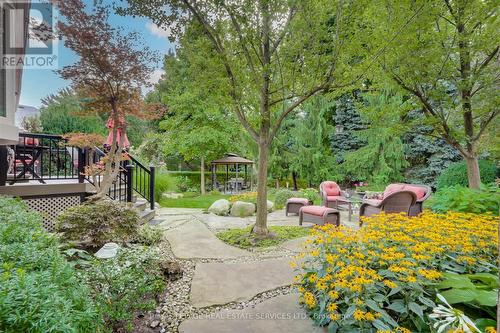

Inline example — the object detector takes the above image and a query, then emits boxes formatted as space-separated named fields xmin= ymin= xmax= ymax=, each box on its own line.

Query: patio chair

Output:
xmin=319 ymin=181 xmax=349 ymax=208
xmin=382 ymin=183 xmax=432 ymax=216
xmin=359 ymin=190 xmax=417 ymax=222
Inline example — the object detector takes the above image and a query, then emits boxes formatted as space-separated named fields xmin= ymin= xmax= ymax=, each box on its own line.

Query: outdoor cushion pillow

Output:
xmin=322 ymin=181 xmax=340 ymax=196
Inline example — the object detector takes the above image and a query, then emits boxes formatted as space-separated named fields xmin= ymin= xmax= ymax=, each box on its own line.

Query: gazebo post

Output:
xmin=225 ymin=164 xmax=229 ymax=193
xmin=235 ymin=163 xmax=239 ymax=193
xmin=211 ymin=163 xmax=215 ymax=191
xmin=244 ymin=164 xmax=247 ymax=190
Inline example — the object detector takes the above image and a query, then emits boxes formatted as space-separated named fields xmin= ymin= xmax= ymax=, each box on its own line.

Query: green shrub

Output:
xmin=176 ymin=175 xmax=193 ymax=192
xmin=155 ymin=170 xmax=177 ymax=201
xmin=298 ymin=188 xmax=320 ymax=203
xmin=274 ymin=189 xmax=297 ymax=209
xmin=427 ymin=185 xmax=499 ymax=214
xmin=0 ymin=196 xmax=102 ymax=332
xmin=78 ymin=247 xmax=165 ymax=331
xmin=437 ymin=160 xmax=498 ymax=189
xmin=56 ymin=199 xmax=140 ymax=247
xmin=135 ymin=224 xmax=163 ymax=246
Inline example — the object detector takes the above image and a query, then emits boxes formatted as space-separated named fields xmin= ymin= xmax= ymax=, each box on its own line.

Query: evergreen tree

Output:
xmin=330 ymin=92 xmax=366 ymax=164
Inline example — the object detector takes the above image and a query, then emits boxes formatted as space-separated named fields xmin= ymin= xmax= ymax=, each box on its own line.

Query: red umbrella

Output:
xmin=104 ymin=116 xmax=130 ymax=149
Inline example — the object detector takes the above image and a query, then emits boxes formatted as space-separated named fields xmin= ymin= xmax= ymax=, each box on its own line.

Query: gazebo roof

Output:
xmin=211 ymin=153 xmax=254 ymax=165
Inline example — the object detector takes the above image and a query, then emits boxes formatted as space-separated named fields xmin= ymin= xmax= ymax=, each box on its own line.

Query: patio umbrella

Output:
xmin=104 ymin=115 xmax=130 ymax=149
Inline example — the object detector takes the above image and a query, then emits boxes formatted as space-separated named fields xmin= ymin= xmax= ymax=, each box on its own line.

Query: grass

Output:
xmin=216 ymin=226 xmax=310 ymax=249
xmin=159 ymin=192 xmax=231 ymax=209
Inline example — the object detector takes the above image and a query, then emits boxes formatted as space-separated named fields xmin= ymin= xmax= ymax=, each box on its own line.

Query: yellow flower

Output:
xmin=396 ymin=328 xmax=411 ymax=333
xmin=364 ymin=312 xmax=376 ymax=321
xmin=329 ymin=313 xmax=340 ymax=321
xmin=353 ymin=309 xmax=365 ymax=321
xmin=383 ymin=279 xmax=398 ymax=289
xmin=327 ymin=303 xmax=338 ymax=312
xmin=328 ymin=290 xmax=339 ymax=299
xmin=485 ymin=327 xmax=497 ymax=333
xmin=308 ymin=274 xmax=317 ymax=283
xmin=302 ymin=292 xmax=316 ymax=309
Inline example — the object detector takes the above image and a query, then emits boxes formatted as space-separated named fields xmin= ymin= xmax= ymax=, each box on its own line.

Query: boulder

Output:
xmin=208 ymin=199 xmax=231 ymax=216
xmin=230 ymin=201 xmax=256 ymax=217
xmin=267 ymin=200 xmax=274 ymax=213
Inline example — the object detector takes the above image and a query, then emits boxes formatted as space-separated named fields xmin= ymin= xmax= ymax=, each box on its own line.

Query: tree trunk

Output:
xmin=200 ymin=156 xmax=206 ymax=195
xmin=253 ymin=141 xmax=269 ymax=236
xmin=292 ymin=171 xmax=298 ymax=191
xmin=465 ymin=155 xmax=481 ymax=189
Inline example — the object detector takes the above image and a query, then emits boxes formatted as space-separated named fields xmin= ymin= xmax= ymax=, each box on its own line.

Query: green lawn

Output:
xmin=159 ymin=192 xmax=231 ymax=209
xmin=217 ymin=226 xmax=309 ymax=249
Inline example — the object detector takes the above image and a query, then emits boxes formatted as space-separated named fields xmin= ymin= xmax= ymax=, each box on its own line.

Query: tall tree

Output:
xmin=368 ymin=0 xmax=499 ymax=188
xmin=53 ymin=0 xmax=157 ymax=198
xmin=330 ymin=92 xmax=367 ymax=164
xmin=121 ymin=0 xmax=368 ymax=236
xmin=157 ymin=40 xmax=241 ymax=194
xmin=342 ymin=92 xmax=409 ymax=184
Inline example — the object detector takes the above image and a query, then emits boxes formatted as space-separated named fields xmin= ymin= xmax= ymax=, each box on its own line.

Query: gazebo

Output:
xmin=210 ymin=153 xmax=254 ymax=193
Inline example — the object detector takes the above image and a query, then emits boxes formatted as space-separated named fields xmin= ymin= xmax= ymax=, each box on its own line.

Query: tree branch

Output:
xmin=473 ymin=109 xmax=499 ymax=142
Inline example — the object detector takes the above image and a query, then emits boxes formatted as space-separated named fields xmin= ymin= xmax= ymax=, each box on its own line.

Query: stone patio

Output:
xmin=155 ymin=207 xmax=357 ymax=332
xmin=190 ymin=258 xmax=297 ymax=307
xmin=178 ymin=294 xmax=323 ymax=333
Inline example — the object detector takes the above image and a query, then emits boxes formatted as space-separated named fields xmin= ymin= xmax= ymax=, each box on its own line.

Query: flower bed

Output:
xmin=294 ymin=212 xmax=498 ymax=332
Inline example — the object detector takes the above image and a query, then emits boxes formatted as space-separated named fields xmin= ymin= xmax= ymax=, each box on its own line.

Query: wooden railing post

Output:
xmin=126 ymin=164 xmax=134 ymax=203
xmin=149 ymin=166 xmax=155 ymax=210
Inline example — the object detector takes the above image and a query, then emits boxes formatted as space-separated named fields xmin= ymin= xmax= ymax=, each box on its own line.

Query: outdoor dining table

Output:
xmin=11 ymin=144 xmax=50 ymax=184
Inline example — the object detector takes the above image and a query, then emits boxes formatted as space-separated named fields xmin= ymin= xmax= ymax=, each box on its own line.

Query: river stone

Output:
xmin=267 ymin=200 xmax=274 ymax=212
xmin=230 ymin=201 xmax=255 ymax=217
xmin=208 ymin=199 xmax=231 ymax=216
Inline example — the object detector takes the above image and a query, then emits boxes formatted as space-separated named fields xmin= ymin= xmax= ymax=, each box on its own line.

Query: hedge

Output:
xmin=436 ymin=159 xmax=498 ymax=189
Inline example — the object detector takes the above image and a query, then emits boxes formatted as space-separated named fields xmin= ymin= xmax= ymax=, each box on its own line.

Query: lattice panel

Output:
xmin=24 ymin=196 xmax=81 ymax=232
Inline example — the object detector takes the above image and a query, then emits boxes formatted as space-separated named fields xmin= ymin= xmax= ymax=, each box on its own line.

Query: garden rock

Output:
xmin=163 ymin=192 xmax=184 ymax=199
xmin=230 ymin=201 xmax=255 ymax=217
xmin=159 ymin=259 xmax=183 ymax=280
xmin=94 ymin=242 xmax=119 ymax=259
xmin=208 ymin=199 xmax=231 ymax=216
xmin=267 ymin=200 xmax=274 ymax=212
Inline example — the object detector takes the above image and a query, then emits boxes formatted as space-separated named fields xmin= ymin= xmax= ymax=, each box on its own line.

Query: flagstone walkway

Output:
xmin=154 ymin=207 xmax=356 ymax=333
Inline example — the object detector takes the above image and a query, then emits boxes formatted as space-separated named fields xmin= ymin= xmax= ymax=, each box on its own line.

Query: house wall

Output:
xmin=0 ymin=1 xmax=29 ymax=145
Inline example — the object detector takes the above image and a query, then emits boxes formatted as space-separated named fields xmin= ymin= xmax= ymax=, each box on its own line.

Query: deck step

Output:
xmin=139 ymin=208 xmax=155 ymax=224
xmin=134 ymin=198 xmax=147 ymax=211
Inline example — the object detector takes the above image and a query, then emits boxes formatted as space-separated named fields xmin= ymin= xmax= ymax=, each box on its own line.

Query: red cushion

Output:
xmin=327 ymin=195 xmax=347 ymax=201
xmin=287 ymin=197 xmax=310 ymax=204
xmin=20 ymin=138 xmax=39 ymax=146
xmin=383 ymin=184 xmax=405 ymax=199
xmin=300 ymin=205 xmax=332 ymax=216
xmin=322 ymin=181 xmax=340 ymax=196
xmin=403 ymin=185 xmax=426 ymax=200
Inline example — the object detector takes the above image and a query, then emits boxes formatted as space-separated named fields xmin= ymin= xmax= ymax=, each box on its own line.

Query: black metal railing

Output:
xmin=8 ymin=133 xmax=155 ymax=209
xmin=9 ymin=133 xmax=82 ymax=184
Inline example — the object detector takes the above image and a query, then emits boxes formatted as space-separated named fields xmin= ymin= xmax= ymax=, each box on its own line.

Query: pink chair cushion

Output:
xmin=383 ymin=184 xmax=426 ymax=200
xmin=300 ymin=205 xmax=332 ymax=216
xmin=404 ymin=185 xmax=426 ymax=200
xmin=383 ymin=184 xmax=405 ymax=199
xmin=287 ymin=197 xmax=310 ymax=205
xmin=322 ymin=181 xmax=340 ymax=196
xmin=327 ymin=195 xmax=346 ymax=202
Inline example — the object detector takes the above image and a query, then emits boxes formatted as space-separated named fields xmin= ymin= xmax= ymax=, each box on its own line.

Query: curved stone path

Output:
xmin=154 ymin=207 xmax=355 ymax=333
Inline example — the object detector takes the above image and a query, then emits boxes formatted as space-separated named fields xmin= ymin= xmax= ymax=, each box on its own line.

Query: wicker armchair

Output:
xmin=384 ymin=183 xmax=432 ymax=216
xmin=319 ymin=181 xmax=349 ymax=208
xmin=359 ymin=190 xmax=417 ymax=221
